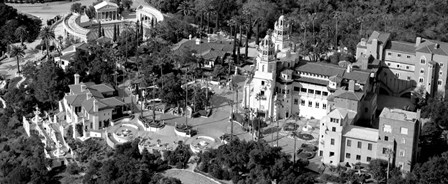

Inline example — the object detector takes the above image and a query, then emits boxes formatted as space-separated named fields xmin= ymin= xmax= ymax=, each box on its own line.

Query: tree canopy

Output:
xmin=197 ymin=139 xmax=315 ymax=183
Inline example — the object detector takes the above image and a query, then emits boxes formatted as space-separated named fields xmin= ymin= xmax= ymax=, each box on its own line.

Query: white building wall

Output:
xmin=319 ymin=115 xmax=346 ymax=166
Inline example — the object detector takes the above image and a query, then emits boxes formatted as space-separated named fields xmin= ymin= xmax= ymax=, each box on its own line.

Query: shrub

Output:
xmin=66 ymin=163 xmax=80 ymax=175
xmin=210 ymin=164 xmax=223 ymax=179
xmin=175 ymin=161 xmax=183 ymax=169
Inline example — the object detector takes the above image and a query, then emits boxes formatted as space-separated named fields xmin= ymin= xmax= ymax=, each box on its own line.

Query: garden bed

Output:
xmin=139 ymin=116 xmax=165 ymax=129
xmin=296 ymin=144 xmax=317 ymax=159
xmin=174 ymin=124 xmax=197 ymax=137
xmin=283 ymin=122 xmax=299 ymax=131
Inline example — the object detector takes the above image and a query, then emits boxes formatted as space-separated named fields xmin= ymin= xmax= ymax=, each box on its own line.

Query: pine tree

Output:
xmin=135 ymin=21 xmax=139 ymax=43
xmin=98 ymin=22 xmax=102 ymax=38
xmin=140 ymin=21 xmax=144 ymax=41
xmin=113 ymin=24 xmax=117 ymax=42
xmin=117 ymin=25 xmax=120 ymax=37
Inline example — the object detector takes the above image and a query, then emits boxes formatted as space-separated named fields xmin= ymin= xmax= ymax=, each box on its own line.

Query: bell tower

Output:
xmin=272 ymin=15 xmax=291 ymax=52
xmin=254 ymin=34 xmax=276 ymax=80
xmin=249 ymin=34 xmax=277 ymax=118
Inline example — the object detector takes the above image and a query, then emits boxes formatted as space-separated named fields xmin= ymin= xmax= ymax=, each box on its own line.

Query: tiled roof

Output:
xmin=368 ymin=31 xmax=390 ymax=44
xmin=60 ymin=52 xmax=75 ymax=61
xmin=328 ymin=108 xmax=348 ymax=119
xmin=61 ymin=43 xmax=84 ymax=54
xmin=335 ymin=91 xmax=364 ymax=101
xmin=296 ymin=62 xmax=345 ymax=77
xmin=96 ymin=36 xmax=112 ymax=44
xmin=89 ymin=84 xmax=115 ymax=93
xmin=82 ymin=98 xmax=109 ymax=114
xmin=389 ymin=41 xmax=415 ymax=53
xmin=343 ymin=125 xmax=378 ymax=142
xmin=295 ymin=62 xmax=371 ymax=84
xmin=173 ymin=38 xmax=233 ymax=60
xmin=416 ymin=40 xmax=448 ymax=56
xmin=294 ymin=77 xmax=328 ymax=86
xmin=65 ymin=93 xmax=87 ymax=106
xmin=100 ymin=97 xmax=125 ymax=107
xmin=343 ymin=70 xmax=370 ymax=84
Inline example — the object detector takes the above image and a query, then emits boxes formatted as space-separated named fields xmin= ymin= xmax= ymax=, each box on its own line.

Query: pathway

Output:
xmin=0 ymin=97 xmax=6 ymax=108
xmin=16 ymin=76 xmax=26 ymax=88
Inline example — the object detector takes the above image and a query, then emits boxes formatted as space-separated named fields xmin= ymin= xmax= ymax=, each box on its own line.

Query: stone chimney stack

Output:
xmin=416 ymin=37 xmax=422 ymax=47
xmin=195 ymin=38 xmax=200 ymax=45
xmin=207 ymin=37 xmax=211 ymax=43
xmin=93 ymin=99 xmax=98 ymax=112
xmin=348 ymin=80 xmax=355 ymax=92
xmin=346 ymin=64 xmax=352 ymax=73
xmin=189 ymin=34 xmax=192 ymax=40
xmin=80 ymin=84 xmax=86 ymax=92
xmin=74 ymin=73 xmax=80 ymax=85
xmin=371 ymin=38 xmax=378 ymax=59
xmin=86 ymin=92 xmax=92 ymax=100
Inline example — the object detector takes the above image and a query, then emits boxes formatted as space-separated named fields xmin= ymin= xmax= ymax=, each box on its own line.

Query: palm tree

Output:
xmin=232 ymin=81 xmax=238 ymax=113
xmin=39 ymin=26 xmax=55 ymax=59
xmin=255 ymin=92 xmax=264 ymax=139
xmin=357 ymin=16 xmax=365 ymax=36
xmin=333 ymin=11 xmax=342 ymax=49
xmin=274 ymin=96 xmax=283 ymax=147
xmin=178 ymin=1 xmax=193 ymax=16
xmin=57 ymin=35 xmax=64 ymax=49
xmin=293 ymin=130 xmax=298 ymax=164
xmin=9 ymin=45 xmax=25 ymax=73
xmin=15 ymin=26 xmax=28 ymax=46
xmin=227 ymin=18 xmax=238 ymax=64
xmin=228 ymin=100 xmax=235 ymax=143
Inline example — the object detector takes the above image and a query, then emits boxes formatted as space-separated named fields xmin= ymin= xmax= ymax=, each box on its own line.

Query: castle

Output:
xmin=242 ymin=15 xmax=422 ymax=172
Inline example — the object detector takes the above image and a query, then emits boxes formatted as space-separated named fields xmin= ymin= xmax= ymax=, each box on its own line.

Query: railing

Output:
xmin=62 ymin=13 xmax=89 ymax=42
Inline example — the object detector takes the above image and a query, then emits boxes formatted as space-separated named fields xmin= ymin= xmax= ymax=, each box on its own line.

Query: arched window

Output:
xmin=420 ymin=56 xmax=426 ymax=65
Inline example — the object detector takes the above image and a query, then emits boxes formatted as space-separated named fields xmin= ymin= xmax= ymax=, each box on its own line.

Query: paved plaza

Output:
xmin=106 ymin=75 xmax=323 ymax=171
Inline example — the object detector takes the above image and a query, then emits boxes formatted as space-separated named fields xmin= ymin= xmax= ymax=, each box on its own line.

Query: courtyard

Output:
xmin=103 ymin=74 xmax=323 ymax=172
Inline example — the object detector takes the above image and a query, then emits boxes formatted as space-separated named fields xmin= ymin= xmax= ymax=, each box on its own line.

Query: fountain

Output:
xmin=190 ymin=136 xmax=216 ymax=153
xmin=302 ymin=121 xmax=313 ymax=132
xmin=298 ymin=121 xmax=314 ymax=141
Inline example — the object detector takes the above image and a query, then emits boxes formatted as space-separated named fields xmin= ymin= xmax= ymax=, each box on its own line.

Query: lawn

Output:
xmin=163 ymin=169 xmax=218 ymax=184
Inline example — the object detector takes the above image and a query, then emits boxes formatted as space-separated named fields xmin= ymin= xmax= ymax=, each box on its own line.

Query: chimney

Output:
xmin=346 ymin=64 xmax=352 ymax=73
xmin=74 ymin=73 xmax=80 ymax=85
xmin=93 ymin=99 xmax=98 ymax=112
xmin=416 ymin=37 xmax=422 ymax=47
xmin=86 ymin=92 xmax=92 ymax=100
xmin=207 ymin=37 xmax=211 ymax=43
xmin=195 ymin=38 xmax=200 ymax=45
xmin=188 ymin=34 xmax=192 ymax=40
xmin=434 ymin=43 xmax=439 ymax=49
xmin=80 ymin=84 xmax=86 ymax=92
xmin=348 ymin=80 xmax=355 ymax=92
xmin=371 ymin=38 xmax=378 ymax=59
